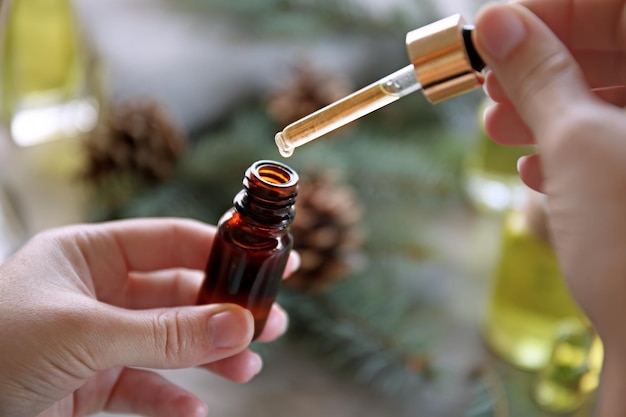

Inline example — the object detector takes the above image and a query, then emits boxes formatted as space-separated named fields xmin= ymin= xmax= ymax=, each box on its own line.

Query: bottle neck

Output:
xmin=234 ymin=190 xmax=295 ymax=228
xmin=234 ymin=160 xmax=299 ymax=228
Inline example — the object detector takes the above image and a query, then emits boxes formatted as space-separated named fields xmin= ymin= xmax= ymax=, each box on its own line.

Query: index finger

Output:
xmin=473 ymin=3 xmax=593 ymax=134
xmin=56 ymin=218 xmax=216 ymax=294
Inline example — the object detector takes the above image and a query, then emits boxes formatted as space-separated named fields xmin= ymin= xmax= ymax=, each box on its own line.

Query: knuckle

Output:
xmin=515 ymin=50 xmax=576 ymax=109
xmin=154 ymin=310 xmax=187 ymax=362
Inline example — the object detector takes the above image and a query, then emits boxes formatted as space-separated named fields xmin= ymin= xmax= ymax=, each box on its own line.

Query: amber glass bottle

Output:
xmin=197 ymin=160 xmax=299 ymax=340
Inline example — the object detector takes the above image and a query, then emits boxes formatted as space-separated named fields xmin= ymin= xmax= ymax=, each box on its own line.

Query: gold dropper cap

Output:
xmin=406 ymin=14 xmax=484 ymax=103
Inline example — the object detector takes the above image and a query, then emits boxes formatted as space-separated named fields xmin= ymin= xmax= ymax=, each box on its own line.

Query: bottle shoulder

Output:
xmin=217 ymin=209 xmax=292 ymax=251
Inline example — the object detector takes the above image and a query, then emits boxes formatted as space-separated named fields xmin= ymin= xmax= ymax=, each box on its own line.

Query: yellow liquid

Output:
xmin=276 ymin=82 xmax=399 ymax=157
xmin=275 ymin=64 xmax=420 ymax=157
xmin=3 ymin=0 xmax=81 ymax=105
xmin=1 ymin=0 xmax=94 ymax=145
xmin=533 ymin=321 xmax=603 ymax=413
xmin=484 ymin=210 xmax=585 ymax=370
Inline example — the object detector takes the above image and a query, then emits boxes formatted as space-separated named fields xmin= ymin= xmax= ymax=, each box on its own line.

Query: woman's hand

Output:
xmin=0 ymin=218 xmax=299 ymax=417
xmin=474 ymin=2 xmax=626 ymax=415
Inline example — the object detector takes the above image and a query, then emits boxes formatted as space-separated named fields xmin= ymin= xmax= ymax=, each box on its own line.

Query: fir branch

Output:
xmin=278 ymin=286 xmax=433 ymax=395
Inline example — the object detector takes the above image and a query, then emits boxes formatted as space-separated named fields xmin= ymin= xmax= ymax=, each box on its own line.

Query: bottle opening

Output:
xmin=240 ymin=160 xmax=299 ymax=224
xmin=252 ymin=160 xmax=298 ymax=188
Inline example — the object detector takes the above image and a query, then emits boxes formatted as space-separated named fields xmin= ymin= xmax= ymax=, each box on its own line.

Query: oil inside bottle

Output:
xmin=533 ymin=320 xmax=603 ymax=413
xmin=198 ymin=225 xmax=291 ymax=340
xmin=484 ymin=201 xmax=586 ymax=370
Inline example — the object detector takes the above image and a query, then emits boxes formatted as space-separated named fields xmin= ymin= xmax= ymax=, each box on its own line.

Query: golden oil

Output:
xmin=484 ymin=193 xmax=586 ymax=371
xmin=275 ymin=64 xmax=420 ymax=157
xmin=533 ymin=320 xmax=603 ymax=413
xmin=1 ymin=0 xmax=97 ymax=146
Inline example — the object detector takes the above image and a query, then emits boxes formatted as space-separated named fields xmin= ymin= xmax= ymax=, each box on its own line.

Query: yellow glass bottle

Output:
xmin=484 ymin=192 xmax=587 ymax=370
xmin=1 ymin=0 xmax=97 ymax=146
xmin=533 ymin=319 xmax=603 ymax=413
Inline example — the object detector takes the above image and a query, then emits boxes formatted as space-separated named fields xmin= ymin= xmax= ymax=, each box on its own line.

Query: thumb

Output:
xmin=473 ymin=3 xmax=593 ymax=136
xmin=94 ymin=304 xmax=254 ymax=370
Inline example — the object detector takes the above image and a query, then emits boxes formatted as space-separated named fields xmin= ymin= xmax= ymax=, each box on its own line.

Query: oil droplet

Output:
xmin=275 ymin=132 xmax=294 ymax=158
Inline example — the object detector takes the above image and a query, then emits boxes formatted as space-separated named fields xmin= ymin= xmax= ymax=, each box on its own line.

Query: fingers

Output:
xmin=122 ymin=269 xmax=203 ymax=309
xmin=517 ymin=153 xmax=544 ymax=193
xmin=473 ymin=3 xmax=594 ymax=137
xmin=102 ymin=250 xmax=299 ymax=309
xmin=94 ymin=304 xmax=254 ymax=371
xmin=58 ymin=219 xmax=298 ymax=306
xmin=483 ymin=102 xmax=534 ymax=146
xmin=66 ymin=217 xmax=215 ymax=277
xmin=55 ymin=218 xmax=215 ymax=303
xmin=483 ymin=71 xmax=508 ymax=103
xmin=255 ymin=304 xmax=289 ymax=342
xmin=104 ymin=367 xmax=207 ymax=417
xmin=104 ymin=218 xmax=216 ymax=272
xmin=284 ymin=251 xmax=301 ymax=279
xmin=200 ymin=349 xmax=263 ymax=383
xmin=198 ymin=305 xmax=288 ymax=381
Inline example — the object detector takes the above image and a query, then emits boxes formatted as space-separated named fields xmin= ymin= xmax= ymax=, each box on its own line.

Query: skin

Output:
xmin=0 ymin=218 xmax=299 ymax=417
xmin=473 ymin=1 xmax=626 ymax=415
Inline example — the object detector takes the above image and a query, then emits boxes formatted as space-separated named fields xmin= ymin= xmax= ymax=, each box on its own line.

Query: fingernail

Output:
xmin=208 ymin=309 xmax=252 ymax=348
xmin=289 ymin=251 xmax=301 ymax=272
xmin=266 ymin=304 xmax=289 ymax=337
xmin=482 ymin=103 xmax=494 ymax=126
xmin=250 ymin=352 xmax=263 ymax=375
xmin=478 ymin=5 xmax=526 ymax=60
xmin=517 ymin=155 xmax=526 ymax=173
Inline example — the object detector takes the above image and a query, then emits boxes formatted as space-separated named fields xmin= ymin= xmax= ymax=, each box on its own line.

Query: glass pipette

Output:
xmin=274 ymin=14 xmax=486 ymax=158
xmin=275 ymin=64 xmax=421 ymax=158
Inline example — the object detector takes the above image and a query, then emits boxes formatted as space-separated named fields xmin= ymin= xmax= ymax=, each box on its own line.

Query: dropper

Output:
xmin=275 ymin=14 xmax=486 ymax=158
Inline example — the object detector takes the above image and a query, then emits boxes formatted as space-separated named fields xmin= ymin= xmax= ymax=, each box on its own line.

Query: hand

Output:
xmin=0 ymin=218 xmax=299 ymax=417
xmin=473 ymin=2 xmax=626 ymax=415
xmin=477 ymin=0 xmax=626 ymax=192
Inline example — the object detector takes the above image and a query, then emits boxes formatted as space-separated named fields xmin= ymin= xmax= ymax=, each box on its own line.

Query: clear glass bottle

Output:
xmin=484 ymin=191 xmax=587 ymax=370
xmin=464 ymin=98 xmax=533 ymax=212
xmin=1 ymin=0 xmax=98 ymax=147
xmin=197 ymin=160 xmax=299 ymax=340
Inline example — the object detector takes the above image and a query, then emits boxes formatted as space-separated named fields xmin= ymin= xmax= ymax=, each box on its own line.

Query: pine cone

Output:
xmin=266 ymin=61 xmax=353 ymax=128
xmin=83 ymin=99 xmax=184 ymax=186
xmin=287 ymin=170 xmax=366 ymax=291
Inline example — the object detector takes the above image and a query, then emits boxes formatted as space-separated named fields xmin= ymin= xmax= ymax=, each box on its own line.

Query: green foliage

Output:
xmin=167 ymin=0 xmax=438 ymax=39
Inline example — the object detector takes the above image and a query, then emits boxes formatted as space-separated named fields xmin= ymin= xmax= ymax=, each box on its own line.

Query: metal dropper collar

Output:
xmin=406 ymin=14 xmax=486 ymax=103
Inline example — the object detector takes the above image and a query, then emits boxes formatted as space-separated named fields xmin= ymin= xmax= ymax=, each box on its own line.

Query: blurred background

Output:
xmin=0 ymin=0 xmax=603 ymax=416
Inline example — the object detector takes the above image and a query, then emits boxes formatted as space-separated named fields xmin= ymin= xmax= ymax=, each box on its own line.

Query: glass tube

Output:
xmin=275 ymin=64 xmax=422 ymax=157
